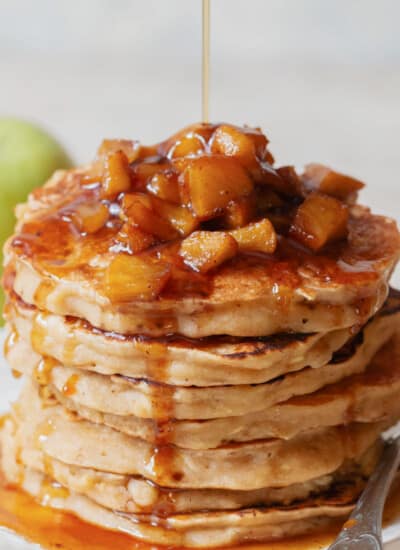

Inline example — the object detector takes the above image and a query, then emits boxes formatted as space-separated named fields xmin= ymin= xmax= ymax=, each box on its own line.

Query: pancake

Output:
xmin=0 ymin=436 xmax=362 ymax=548
xmin=5 ymin=295 xmax=355 ymax=386
xmin=2 ymin=412 xmax=379 ymax=514
xmin=1 ymin=468 xmax=358 ymax=549
xmin=4 ymin=163 xmax=398 ymax=337
xmin=6 ymin=288 xmax=400 ymax=386
xmin=10 ymin=379 xmax=390 ymax=490
xmin=51 ymin=333 xmax=400 ymax=449
xmin=6 ymin=308 xmax=398 ymax=421
xmin=2 ymin=123 xmax=400 ymax=548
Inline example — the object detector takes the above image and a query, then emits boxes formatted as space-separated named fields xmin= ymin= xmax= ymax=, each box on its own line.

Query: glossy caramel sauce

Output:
xmin=5 ymin=123 xmax=398 ymax=315
xmin=33 ymin=357 xmax=58 ymax=386
xmin=1 ymin=471 xmax=400 ymax=550
xmin=202 ymin=0 xmax=210 ymax=122
xmin=0 ymin=470 xmax=343 ymax=550
xmin=62 ymin=374 xmax=80 ymax=397
xmin=7 ymin=286 xmax=397 ymax=362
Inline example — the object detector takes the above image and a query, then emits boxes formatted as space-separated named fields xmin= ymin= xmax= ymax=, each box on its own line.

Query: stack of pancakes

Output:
xmin=1 ymin=123 xmax=400 ymax=547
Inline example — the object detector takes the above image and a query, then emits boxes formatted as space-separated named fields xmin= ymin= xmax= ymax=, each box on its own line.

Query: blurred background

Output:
xmin=1 ymin=4 xmax=400 ymax=546
xmin=0 ymin=0 xmax=399 ymax=244
xmin=1 ymin=0 xmax=400 ymax=199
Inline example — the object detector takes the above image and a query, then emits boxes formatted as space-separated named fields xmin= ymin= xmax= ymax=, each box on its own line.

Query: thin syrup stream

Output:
xmin=202 ymin=0 xmax=210 ymax=122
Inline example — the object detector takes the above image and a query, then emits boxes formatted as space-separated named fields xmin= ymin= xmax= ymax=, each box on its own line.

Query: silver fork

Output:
xmin=327 ymin=434 xmax=400 ymax=550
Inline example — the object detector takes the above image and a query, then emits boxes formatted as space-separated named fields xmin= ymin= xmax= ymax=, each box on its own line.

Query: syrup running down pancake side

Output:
xmin=1 ymin=122 xmax=400 ymax=548
xmin=4 ymin=123 xmax=399 ymax=338
xmin=1 ymin=470 xmax=400 ymax=550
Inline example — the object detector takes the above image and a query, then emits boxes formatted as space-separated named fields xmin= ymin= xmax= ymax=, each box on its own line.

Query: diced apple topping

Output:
xmin=180 ymin=231 xmax=238 ymax=272
xmin=104 ymin=255 xmax=170 ymax=301
xmin=121 ymin=193 xmax=178 ymax=241
xmin=183 ymin=156 xmax=253 ymax=219
xmin=223 ymin=196 xmax=255 ymax=228
xmin=229 ymin=218 xmax=277 ymax=254
xmin=97 ymin=139 xmax=140 ymax=163
xmin=169 ymin=135 xmax=205 ymax=158
xmin=151 ymin=197 xmax=199 ymax=236
xmin=103 ymin=151 xmax=132 ymax=197
xmin=147 ymin=172 xmax=181 ymax=204
xmin=302 ymin=163 xmax=364 ymax=202
xmin=123 ymin=224 xmax=156 ymax=253
xmin=84 ymin=122 xmax=360 ymax=289
xmin=289 ymin=193 xmax=349 ymax=251
xmin=130 ymin=158 xmax=172 ymax=190
xmin=73 ymin=203 xmax=109 ymax=233
xmin=161 ymin=123 xmax=216 ymax=155
xmin=210 ymin=124 xmax=267 ymax=169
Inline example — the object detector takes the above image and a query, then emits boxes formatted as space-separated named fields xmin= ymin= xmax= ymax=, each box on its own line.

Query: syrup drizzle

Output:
xmin=2 ymin=470 xmax=400 ymax=550
xmin=0 ymin=470 xmax=344 ymax=550
xmin=62 ymin=374 xmax=80 ymax=397
xmin=202 ymin=0 xmax=210 ymax=122
xmin=140 ymin=340 xmax=180 ymax=491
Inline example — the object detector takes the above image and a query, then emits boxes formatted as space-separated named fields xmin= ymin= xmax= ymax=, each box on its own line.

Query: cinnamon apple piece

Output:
xmin=103 ymin=151 xmax=132 ymax=197
xmin=160 ymin=123 xmax=216 ymax=155
xmin=151 ymin=197 xmax=198 ymax=236
xmin=169 ymin=134 xmax=205 ymax=158
xmin=289 ymin=193 xmax=349 ymax=251
xmin=123 ymin=224 xmax=156 ymax=253
xmin=73 ymin=203 xmax=109 ymax=234
xmin=229 ymin=218 xmax=277 ymax=254
xmin=183 ymin=156 xmax=253 ymax=219
xmin=104 ymin=255 xmax=170 ymax=301
xmin=147 ymin=172 xmax=181 ymax=204
xmin=97 ymin=139 xmax=140 ymax=163
xmin=302 ymin=163 xmax=364 ymax=202
xmin=121 ymin=193 xmax=178 ymax=241
xmin=223 ymin=196 xmax=255 ymax=229
xmin=180 ymin=230 xmax=238 ymax=272
xmin=210 ymin=124 xmax=267 ymax=167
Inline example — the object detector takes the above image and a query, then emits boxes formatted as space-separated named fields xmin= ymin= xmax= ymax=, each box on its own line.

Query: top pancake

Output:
xmin=4 ymin=172 xmax=398 ymax=337
xmin=4 ymin=123 xmax=400 ymax=337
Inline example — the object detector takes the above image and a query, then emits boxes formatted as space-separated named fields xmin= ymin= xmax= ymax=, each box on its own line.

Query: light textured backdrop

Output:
xmin=0 ymin=3 xmax=400 ymax=548
xmin=2 ymin=0 xmax=399 ymax=275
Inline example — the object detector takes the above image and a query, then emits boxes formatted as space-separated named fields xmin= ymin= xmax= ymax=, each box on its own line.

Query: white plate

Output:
xmin=0 ymin=330 xmax=400 ymax=550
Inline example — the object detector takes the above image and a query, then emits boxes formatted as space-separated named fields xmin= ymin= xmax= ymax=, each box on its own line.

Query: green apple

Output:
xmin=0 ymin=118 xmax=72 ymax=322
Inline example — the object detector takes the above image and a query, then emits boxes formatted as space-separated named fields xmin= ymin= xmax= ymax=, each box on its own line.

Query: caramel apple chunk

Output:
xmin=289 ymin=193 xmax=349 ymax=251
xmin=121 ymin=193 xmax=178 ymax=241
xmin=97 ymin=139 xmax=140 ymax=163
xmin=168 ymin=134 xmax=206 ymax=159
xmin=104 ymin=254 xmax=170 ymax=301
xmin=180 ymin=230 xmax=238 ymax=272
xmin=302 ymin=163 xmax=364 ymax=202
xmin=72 ymin=203 xmax=109 ymax=234
xmin=229 ymin=218 xmax=277 ymax=254
xmin=223 ymin=196 xmax=255 ymax=229
xmin=210 ymin=124 xmax=268 ymax=168
xmin=151 ymin=197 xmax=199 ymax=237
xmin=102 ymin=150 xmax=132 ymax=197
xmin=183 ymin=156 xmax=253 ymax=219
xmin=147 ymin=172 xmax=181 ymax=204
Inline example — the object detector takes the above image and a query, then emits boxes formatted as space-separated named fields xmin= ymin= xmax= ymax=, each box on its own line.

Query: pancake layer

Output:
xmin=2 ymin=123 xmax=400 ymax=547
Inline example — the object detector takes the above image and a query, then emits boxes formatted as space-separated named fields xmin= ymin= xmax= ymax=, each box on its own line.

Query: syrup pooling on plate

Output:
xmin=0 ymin=471 xmax=355 ymax=550
xmin=2 ymin=122 xmax=400 ymax=548
xmin=7 ymin=123 xmax=397 ymax=310
xmin=2 ymin=470 xmax=400 ymax=550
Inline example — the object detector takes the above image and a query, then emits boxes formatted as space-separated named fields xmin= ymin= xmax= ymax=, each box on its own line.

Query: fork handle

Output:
xmin=327 ymin=438 xmax=400 ymax=550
